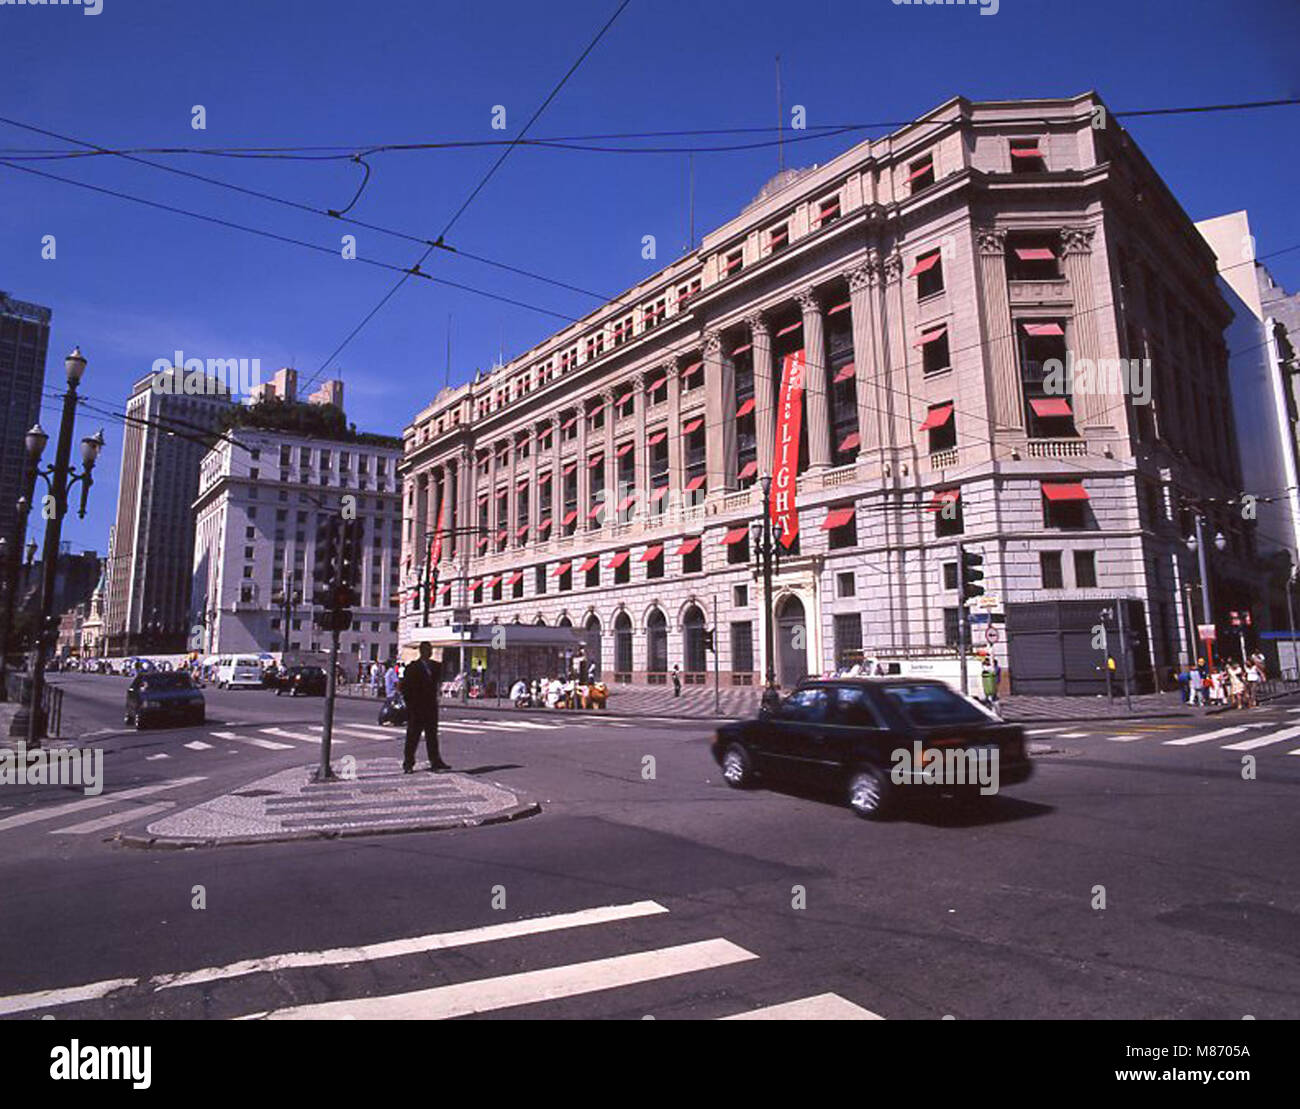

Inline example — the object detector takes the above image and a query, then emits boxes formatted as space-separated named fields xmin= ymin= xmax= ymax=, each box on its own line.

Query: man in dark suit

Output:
xmin=400 ymin=642 xmax=448 ymax=773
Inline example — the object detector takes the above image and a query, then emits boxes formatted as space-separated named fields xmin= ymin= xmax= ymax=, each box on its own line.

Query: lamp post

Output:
xmin=26 ymin=348 xmax=105 ymax=746
xmin=0 ymin=424 xmax=48 ymax=701
xmin=758 ymin=473 xmax=779 ymax=713
xmin=1186 ymin=513 xmax=1226 ymax=672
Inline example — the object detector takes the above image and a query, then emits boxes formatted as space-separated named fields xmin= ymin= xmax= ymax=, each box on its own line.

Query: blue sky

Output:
xmin=2 ymin=0 xmax=1298 ymax=556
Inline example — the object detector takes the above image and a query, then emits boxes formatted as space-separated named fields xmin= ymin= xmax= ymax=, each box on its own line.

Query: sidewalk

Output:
xmin=121 ymin=758 xmax=538 ymax=848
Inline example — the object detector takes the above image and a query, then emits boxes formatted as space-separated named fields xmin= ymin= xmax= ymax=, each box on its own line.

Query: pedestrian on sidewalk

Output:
xmin=1245 ymin=659 xmax=1262 ymax=707
xmin=671 ymin=664 xmax=682 ymax=698
xmin=980 ymin=656 xmax=1001 ymax=710
xmin=1225 ymin=662 xmax=1245 ymax=710
xmin=1187 ymin=664 xmax=1204 ymax=706
xmin=400 ymin=642 xmax=447 ymax=773
xmin=384 ymin=660 xmax=400 ymax=701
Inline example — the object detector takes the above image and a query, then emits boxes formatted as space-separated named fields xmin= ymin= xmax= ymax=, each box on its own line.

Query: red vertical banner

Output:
xmin=771 ymin=349 xmax=805 ymax=549
xmin=429 ymin=490 xmax=447 ymax=567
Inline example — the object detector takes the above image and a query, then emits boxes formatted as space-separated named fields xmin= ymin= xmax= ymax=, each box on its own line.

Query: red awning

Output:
xmin=1014 ymin=247 xmax=1055 ymax=261
xmin=538 ymin=517 xmax=552 ymax=531
xmin=682 ymin=418 xmax=703 ymax=435
xmin=1042 ymin=481 xmax=1089 ymax=501
xmin=731 ymin=342 xmax=752 ymax=356
xmin=776 ymin=321 xmax=802 ymax=337
xmin=928 ymin=489 xmax=960 ymax=512
xmin=476 ymin=537 xmax=488 ymax=549
xmin=914 ymin=325 xmax=948 ymax=349
xmin=486 ymin=575 xmax=502 ymax=589
xmin=828 ymin=300 xmax=851 ymax=316
xmin=651 ymin=485 xmax=670 ymax=502
xmin=647 ymin=431 xmax=667 ymax=446
xmin=684 ymin=475 xmax=706 ymax=492
xmin=838 ymin=432 xmax=861 ymax=453
xmin=578 ymin=557 xmax=599 ymax=573
xmin=607 ymin=551 xmax=630 ymax=570
xmin=468 ymin=579 xmax=482 ymax=591
xmin=676 ymin=537 xmax=701 ymax=556
xmin=617 ymin=442 xmax=634 ymax=457
xmin=640 ymin=544 xmax=663 ymax=562
xmin=552 ymin=561 xmax=572 ymax=577
xmin=587 ymin=454 xmax=603 ymax=468
xmin=648 ymin=375 xmax=667 ymax=392
xmin=562 ymin=416 xmax=578 ymax=430
xmin=918 ymin=404 xmax=954 ymax=431
xmin=539 ymin=471 xmax=552 ymax=485
xmin=517 ymin=478 xmax=529 ymax=491
xmin=505 ymin=572 xmax=522 ymax=587
xmin=909 ymin=251 xmax=941 ymax=277
xmin=1022 ymin=321 xmax=1065 ymax=336
xmin=820 ymin=198 xmax=840 ymax=216
xmin=587 ymin=503 xmax=604 ymax=519
xmin=738 ymin=460 xmax=758 ymax=480
xmin=563 ymin=462 xmax=576 ymax=475
xmin=516 ymin=524 xmax=529 ymax=539
xmin=617 ymin=495 xmax=636 ymax=512
xmin=1029 ymin=397 xmax=1073 ymax=418
xmin=682 ymin=360 xmax=703 ymax=377
xmin=735 ymin=398 xmax=756 ymax=418
xmin=833 ymin=363 xmax=856 ymax=383
xmin=1010 ymin=144 xmax=1042 ymax=158
xmin=908 ymin=160 xmax=934 ymax=181
xmin=821 ymin=507 xmax=856 ymax=531
xmin=438 ymin=582 xmax=452 ymax=596
xmin=721 ymin=527 xmax=748 ymax=545
xmin=496 ymin=529 xmax=507 ymax=543
xmin=562 ymin=510 xmax=578 ymax=526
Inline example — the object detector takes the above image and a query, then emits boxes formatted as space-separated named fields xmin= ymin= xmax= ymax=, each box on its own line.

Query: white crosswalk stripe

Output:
xmin=722 ymin=993 xmax=883 ymax=1020
xmin=145 ymin=753 xmax=170 ymax=761
xmin=212 ymin=731 xmax=294 ymax=750
xmin=1221 ymin=726 xmax=1300 ymax=751
xmin=260 ymin=727 xmax=333 ymax=744
xmin=184 ymin=740 xmax=213 ymax=751
xmin=52 ymin=800 xmax=177 ymax=835
xmin=1163 ymin=724 xmax=1266 ymax=746
xmin=1026 ymin=727 xmax=1068 ymax=736
xmin=1104 ymin=734 xmax=1145 ymax=742
xmin=304 ymin=725 xmax=391 ymax=741
xmin=0 ymin=778 xmax=205 ymax=833
xmin=1056 ymin=732 xmax=1088 ymax=739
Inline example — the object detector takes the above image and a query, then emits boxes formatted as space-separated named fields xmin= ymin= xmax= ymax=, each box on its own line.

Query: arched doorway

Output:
xmin=614 ymin=612 xmax=633 ymax=677
xmin=584 ymin=614 xmax=602 ymax=679
xmin=533 ymin=615 xmax=547 ymax=626
xmin=682 ymin=605 xmax=706 ymax=675
xmin=646 ymin=609 xmax=668 ymax=676
xmin=776 ymin=594 xmax=807 ymax=689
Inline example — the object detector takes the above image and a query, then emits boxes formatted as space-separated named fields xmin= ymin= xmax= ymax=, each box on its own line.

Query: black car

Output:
xmin=712 ymin=678 xmax=1031 ymax=819
xmin=124 ymin=671 xmax=205 ymax=729
xmin=276 ymin=666 xmax=327 ymax=697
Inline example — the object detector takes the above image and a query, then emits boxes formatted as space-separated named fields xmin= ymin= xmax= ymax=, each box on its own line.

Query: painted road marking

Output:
xmin=0 ymin=778 xmax=204 ymax=833
xmin=1056 ymin=732 xmax=1089 ymax=739
xmin=1164 ymin=724 xmax=1267 ymax=746
xmin=52 ymin=800 xmax=177 ymax=835
xmin=145 ymin=753 xmax=170 ymax=761
xmin=1221 ymin=726 xmax=1300 ymax=751
xmin=1025 ymin=728 xmax=1067 ymax=736
xmin=249 ymin=938 xmax=757 ymax=1020
xmin=183 ymin=741 xmax=213 ymax=751
xmin=260 ymin=727 xmax=333 ymax=744
xmin=212 ymin=731 xmax=294 ymax=750
xmin=0 ymin=977 xmax=138 ymax=1018
xmin=153 ymin=900 xmax=670 ymax=991
xmin=722 ymin=993 xmax=883 ymax=1020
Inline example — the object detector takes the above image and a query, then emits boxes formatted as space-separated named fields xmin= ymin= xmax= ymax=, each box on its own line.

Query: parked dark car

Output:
xmin=124 ymin=671 xmax=205 ymax=729
xmin=378 ymin=692 xmax=407 ymax=726
xmin=711 ymin=678 xmax=1031 ymax=819
xmin=276 ymin=665 xmax=327 ymax=697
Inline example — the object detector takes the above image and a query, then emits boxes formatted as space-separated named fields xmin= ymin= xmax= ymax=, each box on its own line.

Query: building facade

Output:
xmin=103 ymin=369 xmax=234 ymax=655
xmin=0 ymin=292 xmax=50 ymax=551
xmin=191 ymin=417 xmax=403 ymax=664
xmin=400 ymin=93 xmax=1255 ymax=694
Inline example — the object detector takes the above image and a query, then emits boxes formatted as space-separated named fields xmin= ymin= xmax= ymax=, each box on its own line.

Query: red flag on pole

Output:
xmin=771 ymin=350 xmax=805 ymax=549
xmin=429 ymin=489 xmax=447 ymax=567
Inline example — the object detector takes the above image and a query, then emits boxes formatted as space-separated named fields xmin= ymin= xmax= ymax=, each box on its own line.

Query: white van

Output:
xmin=214 ymin=655 xmax=265 ymax=690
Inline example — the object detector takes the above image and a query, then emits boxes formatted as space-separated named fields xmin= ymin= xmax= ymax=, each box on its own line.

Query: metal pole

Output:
xmin=0 ymin=478 xmax=37 ymax=701
xmin=957 ymin=543 xmax=968 ymax=697
xmin=318 ymin=623 xmax=339 ymax=780
xmin=27 ymin=386 xmax=80 ymax=747
xmin=1194 ymin=512 xmax=1215 ymax=672
xmin=713 ymin=594 xmax=720 ymax=717
xmin=1116 ymin=601 xmax=1132 ymax=713
xmin=1286 ymin=566 xmax=1298 ymax=681
xmin=761 ymin=477 xmax=777 ymax=703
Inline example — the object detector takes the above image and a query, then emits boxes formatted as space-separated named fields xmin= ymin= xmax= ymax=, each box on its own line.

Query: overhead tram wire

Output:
xmin=297 ymin=0 xmax=635 ymax=396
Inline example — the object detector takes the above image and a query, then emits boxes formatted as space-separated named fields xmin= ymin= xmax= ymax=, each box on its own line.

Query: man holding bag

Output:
xmin=400 ymin=642 xmax=448 ymax=773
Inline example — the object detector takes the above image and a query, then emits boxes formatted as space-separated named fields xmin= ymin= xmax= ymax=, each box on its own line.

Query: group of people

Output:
xmin=1177 ymin=656 xmax=1266 ymax=709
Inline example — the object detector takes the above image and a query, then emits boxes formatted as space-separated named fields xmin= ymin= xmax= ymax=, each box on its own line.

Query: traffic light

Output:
xmin=959 ymin=545 xmax=985 ymax=601
xmin=703 ymin=628 xmax=716 ymax=653
xmin=312 ymin=514 xmax=341 ymax=607
xmin=332 ymin=517 xmax=362 ymax=611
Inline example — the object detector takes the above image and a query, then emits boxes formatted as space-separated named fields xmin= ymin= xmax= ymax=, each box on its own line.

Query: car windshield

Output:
xmin=880 ymin=683 xmax=994 ymax=727
xmin=138 ymin=673 xmax=192 ymax=693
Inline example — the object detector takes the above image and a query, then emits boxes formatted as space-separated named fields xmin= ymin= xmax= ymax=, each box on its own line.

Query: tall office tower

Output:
xmin=103 ymin=368 xmax=233 ymax=654
xmin=0 ymin=292 xmax=51 ymax=549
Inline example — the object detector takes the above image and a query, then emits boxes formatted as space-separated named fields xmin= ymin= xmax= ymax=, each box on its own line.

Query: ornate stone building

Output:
xmin=399 ymin=93 xmax=1254 ymax=694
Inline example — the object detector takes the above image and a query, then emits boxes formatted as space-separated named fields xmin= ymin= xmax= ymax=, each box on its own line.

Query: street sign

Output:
xmin=1197 ymin=624 xmax=1217 ymax=642
xmin=969 ymin=612 xmax=992 ymax=625
xmin=966 ymin=595 xmax=1001 ymax=612
xmin=985 ymin=625 xmax=999 ymax=645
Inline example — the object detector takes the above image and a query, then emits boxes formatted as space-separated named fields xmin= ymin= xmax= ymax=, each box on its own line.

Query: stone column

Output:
xmin=528 ymin=429 xmax=539 ymax=539
xmin=749 ymin=313 xmax=775 ymax=474
xmin=703 ymin=329 xmax=735 ymax=491
xmin=508 ymin=438 xmax=519 ymax=548
xmin=1060 ymin=226 xmax=1109 ymax=427
xmin=602 ymin=388 xmax=616 ymax=526
xmin=848 ymin=260 xmax=883 ymax=454
xmin=488 ymin=444 xmax=499 ymax=550
xmin=882 ymin=253 xmax=914 ymax=452
xmin=976 ymin=227 xmax=1022 ymax=435
xmin=798 ymin=288 xmax=831 ymax=468
xmin=577 ymin=404 xmax=589 ymax=530
xmin=446 ymin=460 xmax=458 ymax=564
xmin=666 ymin=357 xmax=683 ymax=493
xmin=550 ymin=415 xmax=562 ymax=536
xmin=633 ymin=371 xmax=649 ymax=517
xmin=459 ymin=447 xmax=474 ymax=575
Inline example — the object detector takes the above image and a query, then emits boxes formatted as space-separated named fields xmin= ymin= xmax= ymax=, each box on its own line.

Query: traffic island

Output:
xmin=119 ymin=757 xmax=538 ymax=848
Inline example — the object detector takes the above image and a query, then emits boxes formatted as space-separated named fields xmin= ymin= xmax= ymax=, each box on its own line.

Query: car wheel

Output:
xmin=133 ymin=712 xmax=146 ymax=731
xmin=721 ymin=743 xmax=754 ymax=789
xmin=847 ymin=766 xmax=893 ymax=820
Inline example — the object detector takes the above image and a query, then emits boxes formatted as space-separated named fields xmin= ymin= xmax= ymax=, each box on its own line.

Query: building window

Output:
xmin=1040 ymin=551 xmax=1064 ymax=589
xmin=558 ymin=565 xmax=573 ymax=592
xmin=921 ymin=402 xmax=956 ymax=453
xmin=731 ymin=621 xmax=754 ymax=673
xmin=535 ymin=565 xmax=547 ymax=595
xmin=615 ymin=613 xmax=634 ymax=674
xmin=734 ymin=584 xmax=749 ymax=608
xmin=1019 ymin=322 xmax=1078 ymax=438
xmin=512 ymin=574 xmax=524 ymax=599
xmin=584 ymin=558 xmax=600 ymax=589
xmin=836 ymin=572 xmax=855 ymax=598
xmin=1007 ymin=234 xmax=1061 ymax=281
xmin=725 ymin=528 xmax=750 ymax=564
xmin=932 ymin=489 xmax=963 ymax=537
xmin=681 ymin=537 xmax=702 ymax=574
xmin=723 ymin=248 xmax=743 ymax=277
xmin=943 ymin=561 xmax=958 ymax=591
xmin=814 ymin=193 xmax=841 ymax=228
xmin=1043 ymin=484 xmax=1091 ymax=530
xmin=833 ymin=613 xmax=863 ymax=669
xmin=824 ymin=505 xmax=857 ymax=550
xmin=1074 ymin=549 xmax=1098 ymax=588
xmin=613 ymin=549 xmax=630 ymax=584
xmin=918 ymin=325 xmax=951 ymax=375
xmin=1010 ymin=137 xmax=1046 ymax=173
xmin=910 ymin=248 xmax=945 ymax=298
xmin=943 ymin=607 xmax=961 ymax=647
xmin=828 ymin=308 xmax=859 ymax=465
xmin=908 ymin=154 xmax=935 ymax=193
xmin=767 ymin=222 xmax=789 ymax=255
xmin=684 ymin=421 xmax=706 ymax=493
xmin=645 ymin=546 xmax=665 ymax=579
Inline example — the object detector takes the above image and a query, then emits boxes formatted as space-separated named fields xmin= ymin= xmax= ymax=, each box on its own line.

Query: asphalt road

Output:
xmin=1 ymin=673 xmax=1298 ymax=1020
